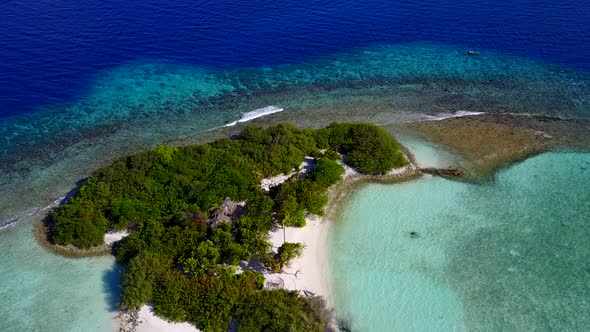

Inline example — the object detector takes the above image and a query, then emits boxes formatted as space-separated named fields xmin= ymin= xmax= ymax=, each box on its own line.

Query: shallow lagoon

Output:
xmin=0 ymin=43 xmax=588 ymax=331
xmin=1 ymin=0 xmax=590 ymax=329
xmin=329 ymin=152 xmax=590 ymax=331
xmin=2 ymin=132 xmax=589 ymax=332
xmin=0 ymin=217 xmax=121 ymax=332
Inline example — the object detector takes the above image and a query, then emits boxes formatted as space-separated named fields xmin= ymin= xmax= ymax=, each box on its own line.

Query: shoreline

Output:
xmin=398 ymin=112 xmax=590 ymax=178
xmin=125 ymin=154 xmax=422 ymax=332
xmin=136 ymin=306 xmax=200 ymax=332
xmin=30 ymin=137 xmax=424 ymax=332
xmin=264 ymin=215 xmax=332 ymax=300
xmin=260 ymin=154 xmax=421 ymax=304
xmin=25 ymin=112 xmax=590 ymax=331
xmin=34 ymin=220 xmax=114 ymax=258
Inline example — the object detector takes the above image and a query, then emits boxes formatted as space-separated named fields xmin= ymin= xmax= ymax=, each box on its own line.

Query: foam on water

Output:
xmin=2 ymin=43 xmax=589 ymax=167
xmin=329 ymin=151 xmax=590 ymax=331
xmin=0 ymin=217 xmax=18 ymax=232
xmin=421 ymin=110 xmax=485 ymax=121
xmin=224 ymin=105 xmax=284 ymax=127
xmin=0 ymin=197 xmax=65 ymax=233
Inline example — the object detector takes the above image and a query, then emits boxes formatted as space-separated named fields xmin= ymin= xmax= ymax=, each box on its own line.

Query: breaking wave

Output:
xmin=225 ymin=106 xmax=284 ymax=127
xmin=0 ymin=197 xmax=65 ymax=233
xmin=421 ymin=110 xmax=485 ymax=121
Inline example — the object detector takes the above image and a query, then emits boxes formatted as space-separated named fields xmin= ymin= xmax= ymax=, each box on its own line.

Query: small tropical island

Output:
xmin=42 ymin=122 xmax=411 ymax=332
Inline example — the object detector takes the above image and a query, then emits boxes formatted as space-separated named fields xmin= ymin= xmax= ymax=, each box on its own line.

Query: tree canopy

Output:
xmin=237 ymin=289 xmax=331 ymax=332
xmin=48 ymin=122 xmax=406 ymax=331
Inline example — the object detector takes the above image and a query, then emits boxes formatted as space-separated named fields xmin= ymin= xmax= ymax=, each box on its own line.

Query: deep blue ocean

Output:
xmin=1 ymin=0 xmax=589 ymax=117
xmin=0 ymin=1 xmax=590 ymax=331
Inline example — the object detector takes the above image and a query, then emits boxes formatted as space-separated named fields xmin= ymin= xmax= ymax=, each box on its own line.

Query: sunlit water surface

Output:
xmin=329 ymin=151 xmax=590 ymax=331
xmin=0 ymin=217 xmax=121 ymax=331
xmin=1 ymin=1 xmax=589 ymax=330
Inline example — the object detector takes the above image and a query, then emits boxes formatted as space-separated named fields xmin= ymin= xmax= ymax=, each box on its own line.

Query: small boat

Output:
xmin=466 ymin=50 xmax=480 ymax=56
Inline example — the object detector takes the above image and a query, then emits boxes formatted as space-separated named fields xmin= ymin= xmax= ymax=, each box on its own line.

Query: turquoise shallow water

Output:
xmin=392 ymin=131 xmax=463 ymax=169
xmin=0 ymin=43 xmax=588 ymax=331
xmin=0 ymin=217 xmax=121 ymax=332
xmin=329 ymin=152 xmax=590 ymax=331
xmin=2 ymin=43 xmax=589 ymax=220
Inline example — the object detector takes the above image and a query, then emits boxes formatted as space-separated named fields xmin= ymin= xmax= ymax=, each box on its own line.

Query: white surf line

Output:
xmin=0 ymin=196 xmax=65 ymax=232
xmin=421 ymin=110 xmax=485 ymax=121
xmin=224 ymin=105 xmax=284 ymax=127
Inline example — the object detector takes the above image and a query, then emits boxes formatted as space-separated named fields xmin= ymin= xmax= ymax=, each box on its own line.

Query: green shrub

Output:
xmin=343 ymin=123 xmax=407 ymax=174
xmin=322 ymin=149 xmax=341 ymax=160
xmin=307 ymin=158 xmax=345 ymax=187
xmin=297 ymin=181 xmax=329 ymax=216
xmin=121 ymin=252 xmax=172 ymax=310
xmin=51 ymin=198 xmax=108 ymax=249
xmin=273 ymin=242 xmax=304 ymax=271
xmin=237 ymin=290 xmax=329 ymax=332
xmin=49 ymin=122 xmax=405 ymax=331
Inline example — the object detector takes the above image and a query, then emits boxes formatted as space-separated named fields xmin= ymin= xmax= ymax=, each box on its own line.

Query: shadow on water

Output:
xmin=102 ymin=262 xmax=124 ymax=311
xmin=336 ymin=315 xmax=356 ymax=332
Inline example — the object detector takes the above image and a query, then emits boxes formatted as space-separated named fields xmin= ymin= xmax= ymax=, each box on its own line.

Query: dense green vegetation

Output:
xmin=48 ymin=122 xmax=406 ymax=331
xmin=265 ymin=242 xmax=304 ymax=272
xmin=237 ymin=290 xmax=331 ymax=332
xmin=314 ymin=123 xmax=408 ymax=174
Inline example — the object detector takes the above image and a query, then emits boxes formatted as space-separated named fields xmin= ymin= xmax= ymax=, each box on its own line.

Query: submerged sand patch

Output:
xmin=398 ymin=113 xmax=590 ymax=177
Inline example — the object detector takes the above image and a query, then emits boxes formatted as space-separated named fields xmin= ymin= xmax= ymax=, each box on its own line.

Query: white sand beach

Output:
xmin=136 ymin=305 xmax=201 ymax=332
xmin=132 ymin=215 xmax=331 ymax=332
xmin=104 ymin=230 xmax=130 ymax=245
xmin=263 ymin=215 xmax=332 ymax=300
xmin=260 ymin=156 xmax=316 ymax=192
xmin=128 ymin=155 xmax=416 ymax=332
xmin=258 ymin=156 xmax=331 ymax=299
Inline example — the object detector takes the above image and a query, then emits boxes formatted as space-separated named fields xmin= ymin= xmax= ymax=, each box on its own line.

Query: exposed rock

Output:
xmin=420 ymin=167 xmax=465 ymax=178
